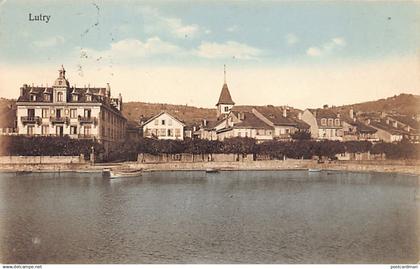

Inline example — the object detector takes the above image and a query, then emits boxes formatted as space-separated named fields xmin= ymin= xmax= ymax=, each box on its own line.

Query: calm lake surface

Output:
xmin=0 ymin=170 xmax=418 ymax=263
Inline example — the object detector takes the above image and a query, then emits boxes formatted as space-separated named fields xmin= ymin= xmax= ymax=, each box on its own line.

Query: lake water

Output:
xmin=0 ymin=170 xmax=418 ymax=263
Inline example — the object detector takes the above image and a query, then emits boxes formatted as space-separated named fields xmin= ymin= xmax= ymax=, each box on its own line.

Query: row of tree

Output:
xmin=0 ymin=136 xmax=418 ymax=161
xmin=108 ymin=137 xmax=419 ymax=161
xmin=0 ymin=136 xmax=103 ymax=159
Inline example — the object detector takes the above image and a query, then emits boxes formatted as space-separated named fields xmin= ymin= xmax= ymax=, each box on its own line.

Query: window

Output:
xmin=238 ymin=131 xmax=241 ymax=137
xmin=161 ymin=120 xmax=165 ymax=125
xmin=154 ymin=119 xmax=158 ymax=126
xmin=84 ymin=109 xmax=91 ymax=118
xmin=168 ymin=129 xmax=173 ymax=136
xmin=56 ymin=109 xmax=62 ymax=118
xmin=159 ymin=128 xmax=166 ymax=136
xmin=86 ymin=95 xmax=92 ymax=102
xmin=335 ymin=119 xmax=340 ymax=126
xmin=328 ymin=119 xmax=334 ymax=126
xmin=44 ymin=94 xmax=50 ymax=101
xmin=42 ymin=109 xmax=49 ymax=118
xmin=84 ymin=125 xmax=91 ymax=136
xmin=41 ymin=125 xmax=49 ymax=135
xmin=70 ymin=126 xmax=77 ymax=135
xmin=57 ymin=92 xmax=63 ymax=102
xmin=168 ymin=119 xmax=173 ymax=126
xmin=27 ymin=126 xmax=34 ymax=135
xmin=27 ymin=109 xmax=35 ymax=118
xmin=70 ymin=109 xmax=77 ymax=118
xmin=224 ymin=106 xmax=229 ymax=112
xmin=320 ymin=118 xmax=326 ymax=125
xmin=31 ymin=95 xmax=36 ymax=101
xmin=72 ymin=95 xmax=78 ymax=101
xmin=175 ymin=128 xmax=181 ymax=137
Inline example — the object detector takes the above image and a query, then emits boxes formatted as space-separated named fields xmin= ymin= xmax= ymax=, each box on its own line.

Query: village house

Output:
xmin=381 ymin=114 xmax=420 ymax=143
xmin=340 ymin=108 xmax=379 ymax=141
xmin=197 ymin=69 xmax=310 ymax=142
xmin=16 ymin=66 xmax=127 ymax=152
xmin=216 ymin=108 xmax=274 ymax=141
xmin=368 ymin=119 xmax=405 ymax=143
xmin=301 ymin=108 xmax=343 ymax=141
xmin=140 ymin=111 xmax=185 ymax=140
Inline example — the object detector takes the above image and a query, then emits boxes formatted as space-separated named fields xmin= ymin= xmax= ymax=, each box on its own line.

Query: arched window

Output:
xmin=321 ymin=118 xmax=327 ymax=125
xmin=328 ymin=118 xmax=333 ymax=126
xmin=335 ymin=119 xmax=340 ymax=126
xmin=57 ymin=92 xmax=63 ymax=102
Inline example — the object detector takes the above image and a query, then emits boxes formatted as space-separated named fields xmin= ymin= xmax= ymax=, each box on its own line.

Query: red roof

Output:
xmin=216 ymin=83 xmax=235 ymax=106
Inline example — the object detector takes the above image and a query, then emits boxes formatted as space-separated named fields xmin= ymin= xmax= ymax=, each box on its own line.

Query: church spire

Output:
xmin=224 ymin=64 xmax=226 ymax=84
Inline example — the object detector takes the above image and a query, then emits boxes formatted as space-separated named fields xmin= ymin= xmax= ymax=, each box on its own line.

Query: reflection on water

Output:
xmin=0 ymin=170 xmax=418 ymax=263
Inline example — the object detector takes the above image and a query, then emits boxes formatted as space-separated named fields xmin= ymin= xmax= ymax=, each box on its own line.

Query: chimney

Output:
xmin=203 ymin=119 xmax=207 ymax=127
xmin=118 ymin=93 xmax=123 ymax=111
xmin=283 ymin=109 xmax=287 ymax=118
xmin=106 ymin=83 xmax=111 ymax=97
xmin=323 ymin=104 xmax=328 ymax=109
xmin=349 ymin=108 xmax=354 ymax=119
xmin=20 ymin=87 xmax=24 ymax=97
xmin=298 ymin=112 xmax=302 ymax=120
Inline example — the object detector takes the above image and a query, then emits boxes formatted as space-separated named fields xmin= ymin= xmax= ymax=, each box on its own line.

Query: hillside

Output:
xmin=123 ymin=102 xmax=217 ymax=125
xmin=0 ymin=98 xmax=16 ymax=128
xmin=337 ymin=94 xmax=420 ymax=115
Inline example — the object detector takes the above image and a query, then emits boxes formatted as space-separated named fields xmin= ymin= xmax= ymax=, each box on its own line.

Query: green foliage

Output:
xmin=371 ymin=141 xmax=419 ymax=159
xmin=290 ymin=130 xmax=311 ymax=140
xmin=0 ymin=136 xmax=103 ymax=159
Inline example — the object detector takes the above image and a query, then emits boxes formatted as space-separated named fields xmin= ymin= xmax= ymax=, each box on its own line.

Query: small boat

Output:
xmin=308 ymin=168 xmax=322 ymax=172
xmin=103 ymin=168 xmax=142 ymax=179
xmin=205 ymin=168 xmax=220 ymax=173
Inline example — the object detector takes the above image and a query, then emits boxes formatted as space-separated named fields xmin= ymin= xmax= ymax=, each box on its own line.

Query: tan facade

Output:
xmin=15 ymin=67 xmax=127 ymax=152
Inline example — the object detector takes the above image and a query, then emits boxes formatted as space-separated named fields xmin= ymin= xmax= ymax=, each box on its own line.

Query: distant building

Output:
xmin=216 ymin=109 xmax=274 ymax=141
xmin=340 ymin=108 xmax=378 ymax=141
xmin=216 ymin=66 xmax=235 ymax=119
xmin=382 ymin=115 xmax=420 ymax=143
xmin=141 ymin=111 xmax=185 ymax=140
xmin=368 ymin=119 xmax=405 ymax=143
xmin=16 ymin=66 xmax=127 ymax=152
xmin=301 ymin=108 xmax=343 ymax=140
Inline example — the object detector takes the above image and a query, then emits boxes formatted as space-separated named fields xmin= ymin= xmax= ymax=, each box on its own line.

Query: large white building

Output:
xmin=141 ymin=111 xmax=185 ymax=140
xmin=16 ymin=66 xmax=127 ymax=151
xmin=301 ymin=108 xmax=343 ymax=141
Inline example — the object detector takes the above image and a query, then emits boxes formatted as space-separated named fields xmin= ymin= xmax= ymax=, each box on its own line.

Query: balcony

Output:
xmin=21 ymin=116 xmax=41 ymax=125
xmin=50 ymin=117 xmax=70 ymax=125
xmin=78 ymin=116 xmax=97 ymax=125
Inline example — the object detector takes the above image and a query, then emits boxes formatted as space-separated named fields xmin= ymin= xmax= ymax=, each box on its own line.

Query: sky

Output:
xmin=0 ymin=0 xmax=419 ymax=109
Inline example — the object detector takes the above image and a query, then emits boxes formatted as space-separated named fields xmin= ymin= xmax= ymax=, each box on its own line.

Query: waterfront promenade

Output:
xmin=0 ymin=158 xmax=419 ymax=177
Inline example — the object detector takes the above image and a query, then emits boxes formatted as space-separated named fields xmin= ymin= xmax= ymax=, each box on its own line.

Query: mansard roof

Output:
xmin=216 ymin=83 xmax=235 ymax=106
xmin=17 ymin=85 xmax=123 ymax=114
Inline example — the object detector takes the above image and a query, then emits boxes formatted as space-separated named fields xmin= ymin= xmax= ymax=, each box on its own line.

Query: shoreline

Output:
xmin=0 ymin=159 xmax=419 ymax=177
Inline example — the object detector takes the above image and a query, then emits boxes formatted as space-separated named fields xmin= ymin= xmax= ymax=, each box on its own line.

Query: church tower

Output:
xmin=216 ymin=65 xmax=235 ymax=118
